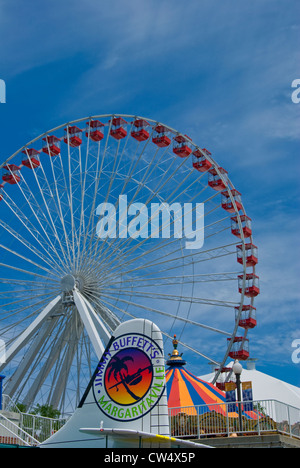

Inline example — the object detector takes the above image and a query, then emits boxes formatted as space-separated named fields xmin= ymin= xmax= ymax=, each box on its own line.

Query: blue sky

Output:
xmin=0 ymin=0 xmax=300 ymax=387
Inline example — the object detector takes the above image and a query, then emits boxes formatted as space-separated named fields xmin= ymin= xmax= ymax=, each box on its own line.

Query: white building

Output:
xmin=199 ymin=360 xmax=300 ymax=410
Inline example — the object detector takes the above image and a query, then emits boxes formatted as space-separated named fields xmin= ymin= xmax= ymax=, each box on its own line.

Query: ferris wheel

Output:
xmin=0 ymin=114 xmax=259 ymax=413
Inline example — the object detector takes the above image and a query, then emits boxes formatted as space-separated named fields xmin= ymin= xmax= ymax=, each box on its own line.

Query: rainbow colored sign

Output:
xmin=93 ymin=333 xmax=165 ymax=422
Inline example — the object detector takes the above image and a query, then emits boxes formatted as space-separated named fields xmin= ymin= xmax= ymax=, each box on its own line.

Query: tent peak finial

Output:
xmin=166 ymin=334 xmax=186 ymax=367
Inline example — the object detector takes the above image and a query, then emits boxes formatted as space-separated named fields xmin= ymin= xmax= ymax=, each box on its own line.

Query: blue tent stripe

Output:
xmin=166 ymin=367 xmax=213 ymax=406
xmin=183 ymin=368 xmax=226 ymax=401
xmin=166 ymin=369 xmax=177 ymax=396
xmin=181 ymin=375 xmax=211 ymax=408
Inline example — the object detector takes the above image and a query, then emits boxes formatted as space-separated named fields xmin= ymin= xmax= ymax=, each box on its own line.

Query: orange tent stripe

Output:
xmin=167 ymin=369 xmax=197 ymax=415
xmin=167 ymin=369 xmax=181 ymax=408
xmin=165 ymin=369 xmax=172 ymax=383
xmin=183 ymin=370 xmax=224 ymax=405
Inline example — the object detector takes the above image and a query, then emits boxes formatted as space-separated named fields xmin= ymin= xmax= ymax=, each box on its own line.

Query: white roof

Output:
xmin=199 ymin=362 xmax=300 ymax=410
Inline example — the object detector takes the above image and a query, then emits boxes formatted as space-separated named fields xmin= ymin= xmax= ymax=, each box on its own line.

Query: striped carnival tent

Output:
xmin=165 ymin=336 xmax=260 ymax=421
xmin=165 ymin=336 xmax=226 ymax=417
xmin=166 ymin=366 xmax=227 ymax=416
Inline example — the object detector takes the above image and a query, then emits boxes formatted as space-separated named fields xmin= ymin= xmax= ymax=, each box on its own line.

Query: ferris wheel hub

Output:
xmin=61 ymin=274 xmax=76 ymax=292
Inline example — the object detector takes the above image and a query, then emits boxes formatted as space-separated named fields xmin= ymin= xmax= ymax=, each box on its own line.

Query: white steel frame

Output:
xmin=0 ymin=114 xmax=256 ymax=413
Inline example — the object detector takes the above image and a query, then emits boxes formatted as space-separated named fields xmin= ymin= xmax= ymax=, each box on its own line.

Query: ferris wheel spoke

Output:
xmin=15 ymin=172 xmax=70 ymax=271
xmin=107 ymin=246 xmax=235 ymax=281
xmin=0 ymin=292 xmax=60 ymax=331
xmin=0 ymin=243 xmax=59 ymax=277
xmin=75 ymin=135 xmax=92 ymax=272
xmin=0 ymin=219 xmax=65 ymax=275
xmin=87 ymin=143 xmax=122 ymax=260
xmin=96 ymin=199 xmax=229 ymax=281
xmin=107 ymin=271 xmax=239 ymax=289
xmin=116 ymin=126 xmax=156 ymax=200
xmin=0 ymin=290 xmax=59 ymax=312
xmin=0 ymin=286 xmax=57 ymax=297
xmin=97 ymin=143 xmax=199 ymax=261
xmin=99 ymin=292 xmax=233 ymax=334
xmin=66 ymin=141 xmax=77 ymax=268
xmin=38 ymin=153 xmax=73 ymax=268
xmin=98 ymin=232 xmax=222 ymax=287
xmin=161 ymin=331 xmax=220 ymax=365
xmin=104 ymin=120 xmax=135 ymax=198
xmin=0 ymin=277 xmax=59 ymax=291
xmin=20 ymin=165 xmax=68 ymax=256
xmin=99 ymin=297 xmax=228 ymax=365
xmin=102 ymin=245 xmax=236 ymax=287
xmin=102 ymin=289 xmax=237 ymax=308
xmin=86 ymin=123 xmax=137 ymax=263
xmin=0 ymin=293 xmax=61 ymax=331
xmin=77 ymin=143 xmax=104 ymax=271
xmin=143 ymin=242 xmax=237 ymax=273
xmin=93 ymin=137 xmax=167 ymax=260
xmin=78 ymin=118 xmax=115 ymax=271
xmin=168 ymin=168 xmax=208 ymax=204
xmin=1 ymin=194 xmax=66 ymax=273
xmin=0 ymin=261 xmax=59 ymax=283
xmin=106 ymin=248 xmax=237 ymax=285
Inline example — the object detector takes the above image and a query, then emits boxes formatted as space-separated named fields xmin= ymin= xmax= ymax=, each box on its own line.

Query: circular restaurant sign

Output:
xmin=93 ymin=333 xmax=165 ymax=422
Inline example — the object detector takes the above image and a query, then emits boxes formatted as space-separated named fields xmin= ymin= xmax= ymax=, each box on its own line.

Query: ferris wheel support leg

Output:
xmin=22 ymin=318 xmax=77 ymax=409
xmin=73 ymin=289 xmax=109 ymax=359
xmin=3 ymin=318 xmax=60 ymax=399
xmin=79 ymin=293 xmax=112 ymax=346
xmin=0 ymin=295 xmax=62 ymax=373
xmin=49 ymin=320 xmax=84 ymax=411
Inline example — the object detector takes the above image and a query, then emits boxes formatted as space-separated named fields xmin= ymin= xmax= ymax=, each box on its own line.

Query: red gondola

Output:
xmin=86 ymin=120 xmax=104 ymax=142
xmin=228 ymin=337 xmax=249 ymax=360
xmin=231 ymin=215 xmax=252 ymax=238
xmin=22 ymin=148 xmax=40 ymax=169
xmin=173 ymin=135 xmax=192 ymax=158
xmin=2 ymin=164 xmax=21 ymax=185
xmin=238 ymin=273 xmax=260 ymax=297
xmin=131 ymin=119 xmax=150 ymax=142
xmin=64 ymin=126 xmax=82 ymax=147
xmin=215 ymin=367 xmax=233 ymax=391
xmin=208 ymin=167 xmax=228 ymax=191
xmin=236 ymin=243 xmax=258 ymax=267
xmin=110 ymin=117 xmax=127 ymax=140
xmin=235 ymin=305 xmax=257 ymax=329
xmin=152 ymin=125 xmax=171 ymax=147
xmin=42 ymin=135 xmax=61 ymax=156
xmin=221 ymin=189 xmax=242 ymax=213
xmin=192 ymin=148 xmax=212 ymax=172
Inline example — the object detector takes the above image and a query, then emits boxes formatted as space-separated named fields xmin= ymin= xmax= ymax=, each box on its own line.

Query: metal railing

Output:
xmin=1 ymin=394 xmax=68 ymax=444
xmin=0 ymin=412 xmax=39 ymax=446
xmin=2 ymin=395 xmax=299 ymax=444
xmin=19 ymin=412 xmax=67 ymax=443
xmin=169 ymin=400 xmax=300 ymax=440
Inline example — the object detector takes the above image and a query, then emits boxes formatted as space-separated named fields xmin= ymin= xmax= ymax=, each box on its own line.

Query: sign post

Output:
xmin=242 ymin=381 xmax=253 ymax=412
xmin=0 ymin=375 xmax=5 ymax=410
xmin=225 ymin=382 xmax=237 ymax=413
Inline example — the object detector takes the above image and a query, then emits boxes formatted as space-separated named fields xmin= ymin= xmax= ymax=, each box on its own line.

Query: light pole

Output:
xmin=232 ymin=360 xmax=243 ymax=433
